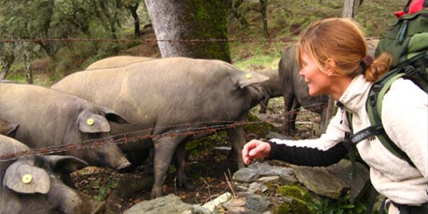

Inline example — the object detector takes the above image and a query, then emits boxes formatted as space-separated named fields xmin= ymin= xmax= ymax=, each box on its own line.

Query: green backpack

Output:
xmin=345 ymin=2 xmax=428 ymax=213
xmin=344 ymin=0 xmax=428 ymax=167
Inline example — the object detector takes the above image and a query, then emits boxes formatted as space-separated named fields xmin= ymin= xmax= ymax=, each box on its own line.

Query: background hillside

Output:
xmin=229 ymin=0 xmax=407 ymax=70
xmin=8 ymin=0 xmax=408 ymax=85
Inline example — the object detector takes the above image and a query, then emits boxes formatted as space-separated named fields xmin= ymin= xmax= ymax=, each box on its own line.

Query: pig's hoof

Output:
xmin=183 ymin=181 xmax=195 ymax=191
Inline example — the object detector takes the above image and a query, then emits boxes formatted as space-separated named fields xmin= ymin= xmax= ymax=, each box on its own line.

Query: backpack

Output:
xmin=344 ymin=2 xmax=428 ymax=213
xmin=344 ymin=0 xmax=428 ymax=169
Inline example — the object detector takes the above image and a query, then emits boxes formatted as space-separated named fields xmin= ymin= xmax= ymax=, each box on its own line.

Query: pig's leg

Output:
xmin=289 ymin=98 xmax=300 ymax=134
xmin=282 ymin=89 xmax=295 ymax=136
xmin=173 ymin=142 xmax=194 ymax=190
xmin=151 ymin=135 xmax=187 ymax=198
xmin=227 ymin=126 xmax=246 ymax=169
xmin=258 ymin=96 xmax=270 ymax=114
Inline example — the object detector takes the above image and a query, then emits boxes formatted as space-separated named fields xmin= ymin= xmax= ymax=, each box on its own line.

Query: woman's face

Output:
xmin=299 ymin=51 xmax=333 ymax=97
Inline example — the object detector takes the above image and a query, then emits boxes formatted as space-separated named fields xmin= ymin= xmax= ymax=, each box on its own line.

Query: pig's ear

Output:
xmin=101 ymin=107 xmax=130 ymax=124
xmin=4 ymin=161 xmax=51 ymax=194
xmin=6 ymin=123 xmax=19 ymax=137
xmin=78 ymin=113 xmax=111 ymax=133
xmin=231 ymin=70 xmax=270 ymax=89
xmin=45 ymin=155 xmax=88 ymax=174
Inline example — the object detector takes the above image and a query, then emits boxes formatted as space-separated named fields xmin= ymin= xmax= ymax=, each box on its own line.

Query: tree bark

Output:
xmin=24 ymin=51 xmax=33 ymax=84
xmin=144 ymin=0 xmax=231 ymax=62
xmin=342 ymin=0 xmax=362 ymax=18
xmin=126 ymin=3 xmax=141 ymax=38
xmin=0 ymin=52 xmax=15 ymax=80
xmin=260 ymin=0 xmax=269 ymax=38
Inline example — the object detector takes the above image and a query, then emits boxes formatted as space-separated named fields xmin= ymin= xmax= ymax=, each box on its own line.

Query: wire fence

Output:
xmin=0 ymin=103 xmax=327 ymax=161
xmin=0 ymin=38 xmax=293 ymax=44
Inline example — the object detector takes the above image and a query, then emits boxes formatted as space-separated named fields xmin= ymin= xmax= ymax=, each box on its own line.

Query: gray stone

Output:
xmin=249 ymin=182 xmax=268 ymax=193
xmin=292 ymin=159 xmax=369 ymax=200
xmin=257 ymin=176 xmax=280 ymax=184
xmin=233 ymin=168 xmax=261 ymax=183
xmin=234 ymin=162 xmax=295 ymax=183
xmin=125 ymin=159 xmax=371 ymax=214
xmin=124 ymin=194 xmax=210 ymax=214
xmin=222 ymin=193 xmax=272 ymax=214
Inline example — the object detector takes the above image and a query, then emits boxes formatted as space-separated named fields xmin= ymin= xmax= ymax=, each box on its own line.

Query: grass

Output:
xmin=228 ymin=0 xmax=408 ymax=71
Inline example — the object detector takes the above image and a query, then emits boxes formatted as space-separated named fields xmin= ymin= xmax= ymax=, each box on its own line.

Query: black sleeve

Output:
xmin=267 ymin=141 xmax=349 ymax=167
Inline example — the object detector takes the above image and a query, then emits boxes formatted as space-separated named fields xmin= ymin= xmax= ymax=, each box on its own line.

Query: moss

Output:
xmin=277 ymin=185 xmax=313 ymax=203
xmin=274 ymin=198 xmax=315 ymax=214
xmin=185 ymin=136 xmax=215 ymax=154
xmin=177 ymin=0 xmax=230 ymax=62
xmin=274 ymin=185 xmax=315 ymax=214
xmin=243 ymin=112 xmax=280 ymax=138
xmin=278 ymin=185 xmax=305 ymax=198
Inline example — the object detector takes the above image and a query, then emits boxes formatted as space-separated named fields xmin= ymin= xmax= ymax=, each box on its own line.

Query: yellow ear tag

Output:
xmin=245 ymin=73 xmax=252 ymax=79
xmin=87 ymin=118 xmax=94 ymax=126
xmin=22 ymin=174 xmax=33 ymax=184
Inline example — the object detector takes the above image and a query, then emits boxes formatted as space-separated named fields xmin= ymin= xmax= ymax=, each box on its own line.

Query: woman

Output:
xmin=242 ymin=18 xmax=427 ymax=214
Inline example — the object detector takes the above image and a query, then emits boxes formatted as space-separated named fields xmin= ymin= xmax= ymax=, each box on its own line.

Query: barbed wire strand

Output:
xmin=0 ymin=103 xmax=327 ymax=162
xmin=0 ymin=38 xmax=293 ymax=44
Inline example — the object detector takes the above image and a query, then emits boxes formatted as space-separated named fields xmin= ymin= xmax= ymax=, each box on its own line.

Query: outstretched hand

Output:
xmin=242 ymin=139 xmax=272 ymax=165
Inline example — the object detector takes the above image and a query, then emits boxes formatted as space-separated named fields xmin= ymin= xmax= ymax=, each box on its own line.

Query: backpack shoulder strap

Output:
xmin=365 ymin=70 xmax=415 ymax=166
xmin=343 ymin=68 xmax=415 ymax=167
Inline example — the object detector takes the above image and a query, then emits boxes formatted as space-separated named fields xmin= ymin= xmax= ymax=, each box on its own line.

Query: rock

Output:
xmin=292 ymin=159 xmax=369 ymax=201
xmin=233 ymin=167 xmax=262 ymax=183
xmin=124 ymin=194 xmax=210 ymax=214
xmin=202 ymin=192 xmax=232 ymax=212
xmin=233 ymin=161 xmax=295 ymax=183
xmin=249 ymin=182 xmax=269 ymax=194
xmin=222 ymin=192 xmax=272 ymax=214
xmin=123 ymin=159 xmax=371 ymax=214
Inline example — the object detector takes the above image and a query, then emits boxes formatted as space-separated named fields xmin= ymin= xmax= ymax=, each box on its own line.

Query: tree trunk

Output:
xmin=342 ymin=0 xmax=362 ymax=18
xmin=126 ymin=3 xmax=141 ymax=38
xmin=144 ymin=0 xmax=231 ymax=62
xmin=24 ymin=51 xmax=33 ymax=84
xmin=260 ymin=0 xmax=269 ymax=38
xmin=0 ymin=52 xmax=15 ymax=80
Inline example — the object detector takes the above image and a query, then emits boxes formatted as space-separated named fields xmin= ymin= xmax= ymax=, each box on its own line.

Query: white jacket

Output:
xmin=271 ymin=74 xmax=428 ymax=205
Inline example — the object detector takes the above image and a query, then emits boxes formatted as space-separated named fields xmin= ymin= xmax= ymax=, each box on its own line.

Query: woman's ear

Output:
xmin=325 ymin=58 xmax=337 ymax=76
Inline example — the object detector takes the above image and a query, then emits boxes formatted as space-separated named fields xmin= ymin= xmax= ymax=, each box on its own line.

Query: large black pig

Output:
xmin=0 ymin=134 xmax=104 ymax=214
xmin=279 ymin=44 xmax=329 ymax=135
xmin=0 ymin=82 xmax=132 ymax=172
xmin=51 ymin=57 xmax=269 ymax=198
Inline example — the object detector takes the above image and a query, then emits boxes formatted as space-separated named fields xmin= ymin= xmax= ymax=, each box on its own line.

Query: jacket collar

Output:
xmin=337 ymin=74 xmax=372 ymax=114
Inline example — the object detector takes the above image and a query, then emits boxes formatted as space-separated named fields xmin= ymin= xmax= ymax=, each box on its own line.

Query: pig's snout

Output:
xmin=116 ymin=157 xmax=133 ymax=173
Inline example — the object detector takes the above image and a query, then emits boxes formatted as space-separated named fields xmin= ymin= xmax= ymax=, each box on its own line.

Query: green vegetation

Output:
xmin=1 ymin=0 xmax=408 ymax=85
xmin=276 ymin=184 xmax=369 ymax=214
xmin=275 ymin=185 xmax=314 ymax=214
xmin=309 ymin=194 xmax=368 ymax=214
xmin=91 ymin=179 xmax=119 ymax=201
xmin=229 ymin=0 xmax=408 ymax=71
